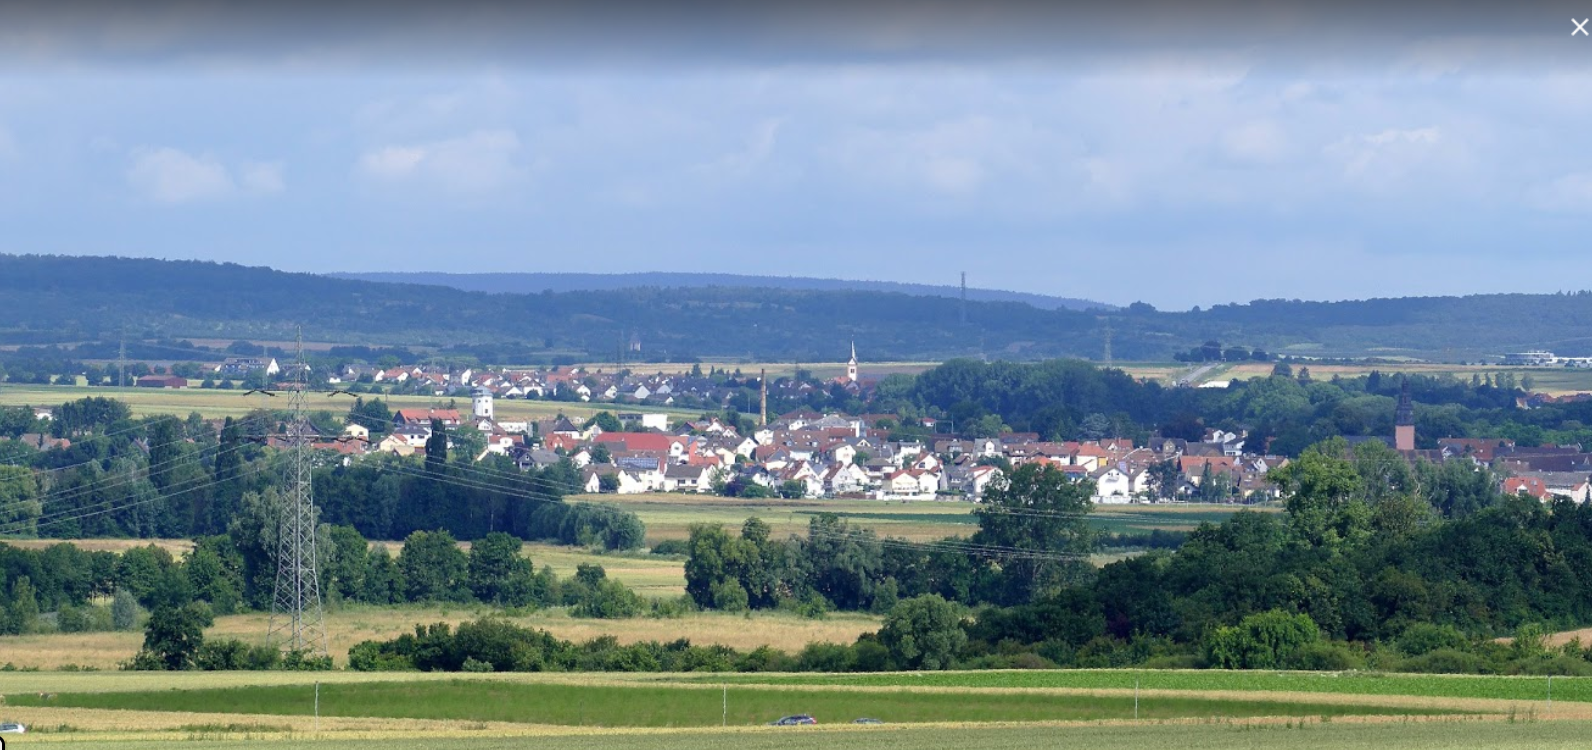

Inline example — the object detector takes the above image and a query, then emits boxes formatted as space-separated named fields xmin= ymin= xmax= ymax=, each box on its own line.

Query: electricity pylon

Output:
xmin=266 ymin=329 xmax=327 ymax=658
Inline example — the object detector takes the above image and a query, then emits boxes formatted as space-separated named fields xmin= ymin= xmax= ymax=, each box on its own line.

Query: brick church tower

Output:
xmin=1394 ymin=379 xmax=1415 ymax=452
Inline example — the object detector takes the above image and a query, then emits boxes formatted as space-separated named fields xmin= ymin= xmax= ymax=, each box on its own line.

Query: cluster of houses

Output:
xmin=330 ymin=355 xmax=868 ymax=409
xmin=318 ymin=383 xmax=1293 ymax=502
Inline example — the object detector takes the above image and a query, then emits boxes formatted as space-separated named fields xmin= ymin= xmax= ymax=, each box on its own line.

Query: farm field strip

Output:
xmin=0 ymin=608 xmax=881 ymax=671
xmin=8 ymin=718 xmax=1592 ymax=750
xmin=0 ymin=384 xmax=697 ymax=420
xmin=701 ymin=669 xmax=1592 ymax=703
xmin=1 ymin=679 xmax=1471 ymax=728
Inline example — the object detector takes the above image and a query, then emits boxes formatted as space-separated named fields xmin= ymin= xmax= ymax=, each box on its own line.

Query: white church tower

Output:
xmin=472 ymin=386 xmax=494 ymax=422
xmin=846 ymin=341 xmax=858 ymax=383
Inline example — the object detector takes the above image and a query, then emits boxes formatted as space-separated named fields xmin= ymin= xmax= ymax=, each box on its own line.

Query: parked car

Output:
xmin=0 ymin=722 xmax=26 ymax=733
xmin=769 ymin=715 xmax=817 ymax=726
xmin=853 ymin=717 xmax=884 ymax=724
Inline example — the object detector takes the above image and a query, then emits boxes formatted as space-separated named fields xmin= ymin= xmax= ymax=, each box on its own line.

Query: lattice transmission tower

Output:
xmin=267 ymin=329 xmax=328 ymax=657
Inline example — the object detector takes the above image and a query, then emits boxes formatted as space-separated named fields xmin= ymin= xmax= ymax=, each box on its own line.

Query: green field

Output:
xmin=0 ymin=384 xmax=698 ymax=420
xmin=4 ymin=679 xmax=1452 ymax=727
xmin=9 ymin=722 xmax=1592 ymax=750
xmin=0 ymin=670 xmax=1583 ymax=750
xmin=699 ymin=670 xmax=1587 ymax=704
xmin=577 ymin=493 xmax=1256 ymax=544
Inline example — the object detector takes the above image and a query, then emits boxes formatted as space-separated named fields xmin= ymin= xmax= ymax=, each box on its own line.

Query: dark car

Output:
xmin=770 ymin=715 xmax=818 ymax=726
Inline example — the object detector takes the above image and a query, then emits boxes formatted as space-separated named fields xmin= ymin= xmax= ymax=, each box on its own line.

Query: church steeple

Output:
xmin=846 ymin=341 xmax=858 ymax=383
xmin=1395 ymin=378 xmax=1414 ymax=425
xmin=1394 ymin=378 xmax=1415 ymax=451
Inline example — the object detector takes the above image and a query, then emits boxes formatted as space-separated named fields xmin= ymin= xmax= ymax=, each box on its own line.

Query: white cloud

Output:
xmin=1219 ymin=120 xmax=1287 ymax=165
xmin=125 ymin=147 xmax=283 ymax=203
xmin=357 ymin=129 xmax=524 ymax=192
xmin=359 ymin=146 xmax=426 ymax=178
xmin=1325 ymin=127 xmax=1452 ymax=192
xmin=239 ymin=161 xmax=284 ymax=194
xmin=126 ymin=146 xmax=234 ymax=203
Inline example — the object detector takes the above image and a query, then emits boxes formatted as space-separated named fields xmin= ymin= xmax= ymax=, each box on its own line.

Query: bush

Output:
xmin=710 ymin=580 xmax=749 ymax=613
xmin=1292 ymin=641 xmax=1365 ymax=671
xmin=195 ymin=639 xmax=250 ymax=670
xmin=796 ymin=642 xmax=856 ymax=672
xmin=1397 ymin=648 xmax=1489 ymax=674
xmin=572 ymin=579 xmax=645 ymax=619
xmin=1203 ymin=609 xmax=1321 ymax=670
xmin=461 ymin=657 xmax=494 ymax=673
xmin=878 ymin=595 xmax=966 ymax=671
xmin=649 ymin=595 xmax=696 ymax=619
xmin=650 ymin=539 xmax=689 ymax=556
xmin=1398 ymin=622 xmax=1470 ymax=657
xmin=1509 ymin=655 xmax=1592 ymax=676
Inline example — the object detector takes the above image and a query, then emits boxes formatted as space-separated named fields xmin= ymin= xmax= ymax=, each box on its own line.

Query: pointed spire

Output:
xmin=850 ymin=340 xmax=857 ymax=364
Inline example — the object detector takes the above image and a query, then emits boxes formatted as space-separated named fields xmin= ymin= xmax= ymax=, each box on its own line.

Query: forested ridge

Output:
xmin=7 ymin=254 xmax=1592 ymax=360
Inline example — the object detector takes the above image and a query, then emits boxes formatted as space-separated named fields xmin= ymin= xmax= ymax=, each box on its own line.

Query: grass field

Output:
xmin=2 ymin=679 xmax=1460 ymax=727
xmin=569 ymin=492 xmax=981 ymax=543
xmin=701 ymin=669 xmax=1591 ymax=704
xmin=0 ymin=384 xmax=698 ymax=420
xmin=571 ymin=493 xmax=1258 ymax=544
xmin=0 ymin=670 xmax=1586 ymax=750
xmin=7 ymin=721 xmax=1592 ymax=750
xmin=1204 ymin=362 xmax=1592 ymax=394
xmin=1 ymin=605 xmax=881 ymax=671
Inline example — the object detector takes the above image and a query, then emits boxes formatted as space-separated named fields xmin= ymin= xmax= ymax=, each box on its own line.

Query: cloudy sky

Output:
xmin=0 ymin=1 xmax=1589 ymax=309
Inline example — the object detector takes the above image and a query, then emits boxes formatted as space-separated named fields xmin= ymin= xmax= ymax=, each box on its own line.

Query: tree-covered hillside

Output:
xmin=6 ymin=254 xmax=1592 ymax=361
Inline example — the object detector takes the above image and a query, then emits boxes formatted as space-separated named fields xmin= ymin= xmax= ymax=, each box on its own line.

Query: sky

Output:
xmin=1 ymin=0 xmax=1590 ymax=310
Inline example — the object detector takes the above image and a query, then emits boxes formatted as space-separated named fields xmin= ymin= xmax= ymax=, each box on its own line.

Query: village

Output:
xmin=83 ymin=348 xmax=1592 ymax=506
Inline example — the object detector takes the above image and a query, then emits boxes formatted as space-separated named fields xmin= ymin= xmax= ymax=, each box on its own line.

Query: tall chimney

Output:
xmin=760 ymin=368 xmax=768 ymax=427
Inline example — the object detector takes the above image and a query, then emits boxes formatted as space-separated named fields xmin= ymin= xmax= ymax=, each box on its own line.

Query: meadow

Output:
xmin=2 ymin=678 xmax=1461 ymax=726
xmin=0 ymin=670 xmax=1571 ymax=750
xmin=1205 ymin=362 xmax=1592 ymax=394
xmin=1 ymin=605 xmax=881 ymax=671
xmin=1 ymin=670 xmax=1588 ymax=749
xmin=8 ymin=721 xmax=1592 ymax=750
xmin=0 ymin=384 xmax=697 ymax=421
xmin=570 ymin=492 xmax=1259 ymax=543
xmin=700 ymin=669 xmax=1589 ymax=704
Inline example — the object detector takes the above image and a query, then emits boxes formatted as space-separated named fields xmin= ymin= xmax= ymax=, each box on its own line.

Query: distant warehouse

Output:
xmin=135 ymin=375 xmax=187 ymax=389
xmin=1500 ymin=351 xmax=1592 ymax=368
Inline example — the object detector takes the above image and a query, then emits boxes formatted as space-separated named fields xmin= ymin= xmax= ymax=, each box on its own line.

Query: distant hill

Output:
xmin=328 ymin=271 xmax=1114 ymax=312
xmin=6 ymin=254 xmax=1592 ymax=364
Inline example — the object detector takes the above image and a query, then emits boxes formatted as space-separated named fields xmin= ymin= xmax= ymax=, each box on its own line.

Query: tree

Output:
xmin=586 ymin=412 xmax=623 ymax=433
xmin=3 ymin=575 xmax=39 ymax=635
xmin=1204 ymin=609 xmax=1321 ymax=669
xmin=1147 ymin=458 xmax=1181 ymax=501
xmin=424 ymin=418 xmax=449 ymax=473
xmin=597 ymin=473 xmax=620 ymax=493
xmin=468 ymin=532 xmax=534 ymax=605
xmin=112 ymin=588 xmax=142 ymax=631
xmin=1270 ymin=438 xmax=1368 ymax=548
xmin=878 ymin=594 xmax=966 ymax=670
xmin=0 ymin=465 xmax=42 ymax=538
xmin=137 ymin=602 xmax=215 ymax=670
xmin=590 ymin=444 xmax=613 ymax=464
xmin=1078 ymin=413 xmax=1113 ymax=441
xmin=398 ymin=530 xmax=468 ymax=602
xmin=974 ymin=464 xmax=1096 ymax=605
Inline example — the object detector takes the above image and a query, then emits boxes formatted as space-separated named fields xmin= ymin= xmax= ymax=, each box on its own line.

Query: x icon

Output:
xmin=1576 ymin=18 xmax=1589 ymax=35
